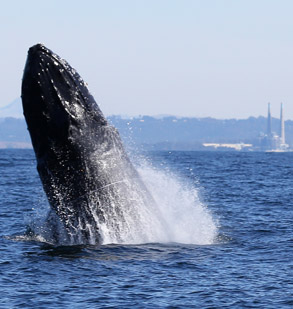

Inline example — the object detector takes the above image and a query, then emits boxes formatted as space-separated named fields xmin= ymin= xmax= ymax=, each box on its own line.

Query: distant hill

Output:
xmin=1 ymin=115 xmax=292 ymax=150
xmin=0 ymin=117 xmax=31 ymax=148
xmin=0 ymin=98 xmax=23 ymax=118
xmin=109 ymin=116 xmax=293 ymax=150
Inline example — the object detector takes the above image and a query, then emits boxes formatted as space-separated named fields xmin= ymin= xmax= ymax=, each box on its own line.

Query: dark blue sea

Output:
xmin=0 ymin=149 xmax=292 ymax=308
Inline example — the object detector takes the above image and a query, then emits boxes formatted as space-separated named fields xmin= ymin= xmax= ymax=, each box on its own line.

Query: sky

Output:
xmin=1 ymin=0 xmax=293 ymax=119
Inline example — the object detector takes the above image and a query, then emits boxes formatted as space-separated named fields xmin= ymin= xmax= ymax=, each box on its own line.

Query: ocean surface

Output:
xmin=0 ymin=149 xmax=292 ymax=308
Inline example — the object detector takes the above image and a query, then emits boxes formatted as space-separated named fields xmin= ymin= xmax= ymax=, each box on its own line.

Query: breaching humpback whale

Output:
xmin=21 ymin=44 xmax=162 ymax=244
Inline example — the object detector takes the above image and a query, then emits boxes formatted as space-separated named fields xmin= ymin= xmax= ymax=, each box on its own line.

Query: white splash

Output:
xmin=100 ymin=163 xmax=218 ymax=245
xmin=27 ymin=159 xmax=218 ymax=246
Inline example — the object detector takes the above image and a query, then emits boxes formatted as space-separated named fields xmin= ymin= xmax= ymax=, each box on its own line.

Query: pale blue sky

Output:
xmin=1 ymin=0 xmax=293 ymax=119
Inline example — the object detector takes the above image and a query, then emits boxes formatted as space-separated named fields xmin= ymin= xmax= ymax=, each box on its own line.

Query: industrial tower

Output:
xmin=279 ymin=103 xmax=285 ymax=145
xmin=262 ymin=103 xmax=288 ymax=151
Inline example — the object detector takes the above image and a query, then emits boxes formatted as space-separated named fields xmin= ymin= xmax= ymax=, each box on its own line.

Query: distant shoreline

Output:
xmin=1 ymin=115 xmax=293 ymax=150
xmin=0 ymin=142 xmax=32 ymax=149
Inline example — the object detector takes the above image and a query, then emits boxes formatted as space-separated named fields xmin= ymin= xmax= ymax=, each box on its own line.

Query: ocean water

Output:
xmin=0 ymin=149 xmax=292 ymax=308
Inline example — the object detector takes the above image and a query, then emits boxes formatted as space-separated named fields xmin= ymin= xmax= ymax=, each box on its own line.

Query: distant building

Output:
xmin=260 ymin=103 xmax=289 ymax=151
xmin=203 ymin=143 xmax=253 ymax=151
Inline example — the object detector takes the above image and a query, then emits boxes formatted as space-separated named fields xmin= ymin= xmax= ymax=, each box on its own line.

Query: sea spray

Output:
xmin=98 ymin=160 xmax=218 ymax=245
xmin=137 ymin=164 xmax=217 ymax=245
xmin=26 ymin=158 xmax=218 ymax=246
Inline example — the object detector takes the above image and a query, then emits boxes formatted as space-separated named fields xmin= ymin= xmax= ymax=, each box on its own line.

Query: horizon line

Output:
xmin=0 ymin=114 xmax=292 ymax=121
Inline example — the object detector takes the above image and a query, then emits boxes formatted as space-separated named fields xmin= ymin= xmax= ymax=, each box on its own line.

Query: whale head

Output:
xmin=21 ymin=44 xmax=114 ymax=241
xmin=21 ymin=44 xmax=107 ymax=158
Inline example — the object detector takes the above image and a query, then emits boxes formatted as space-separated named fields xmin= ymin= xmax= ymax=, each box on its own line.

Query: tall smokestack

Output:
xmin=280 ymin=103 xmax=285 ymax=144
xmin=267 ymin=103 xmax=272 ymax=136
